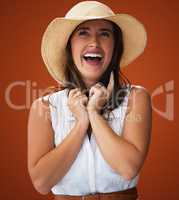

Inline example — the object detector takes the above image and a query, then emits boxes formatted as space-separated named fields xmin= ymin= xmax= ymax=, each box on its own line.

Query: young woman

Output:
xmin=27 ymin=1 xmax=152 ymax=200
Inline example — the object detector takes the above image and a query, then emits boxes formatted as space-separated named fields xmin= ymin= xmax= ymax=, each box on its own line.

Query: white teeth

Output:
xmin=84 ymin=53 xmax=103 ymax=58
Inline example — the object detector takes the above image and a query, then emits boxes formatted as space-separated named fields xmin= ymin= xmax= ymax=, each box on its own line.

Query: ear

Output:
xmin=107 ymin=71 xmax=114 ymax=94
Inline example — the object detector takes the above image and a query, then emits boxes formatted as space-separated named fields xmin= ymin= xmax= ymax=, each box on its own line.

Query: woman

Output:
xmin=27 ymin=1 xmax=152 ymax=200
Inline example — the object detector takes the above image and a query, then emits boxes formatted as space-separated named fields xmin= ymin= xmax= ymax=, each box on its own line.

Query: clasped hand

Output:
xmin=67 ymin=72 xmax=114 ymax=123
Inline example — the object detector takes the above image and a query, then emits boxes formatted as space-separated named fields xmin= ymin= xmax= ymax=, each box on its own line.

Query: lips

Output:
xmin=82 ymin=50 xmax=104 ymax=67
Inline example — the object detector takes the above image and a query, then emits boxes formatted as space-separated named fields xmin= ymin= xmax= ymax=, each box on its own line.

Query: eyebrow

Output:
xmin=100 ymin=28 xmax=113 ymax=33
xmin=77 ymin=27 xmax=113 ymax=33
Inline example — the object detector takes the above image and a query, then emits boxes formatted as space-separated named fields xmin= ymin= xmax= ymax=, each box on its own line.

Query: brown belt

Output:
xmin=54 ymin=187 xmax=138 ymax=200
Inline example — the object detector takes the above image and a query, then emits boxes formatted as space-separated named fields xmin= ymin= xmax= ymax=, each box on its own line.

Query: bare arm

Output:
xmin=27 ymin=98 xmax=88 ymax=195
xmin=88 ymin=86 xmax=152 ymax=180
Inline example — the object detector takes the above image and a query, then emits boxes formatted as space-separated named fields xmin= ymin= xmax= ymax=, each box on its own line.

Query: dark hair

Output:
xmin=64 ymin=20 xmax=131 ymax=110
xmin=42 ymin=20 xmax=131 ymax=139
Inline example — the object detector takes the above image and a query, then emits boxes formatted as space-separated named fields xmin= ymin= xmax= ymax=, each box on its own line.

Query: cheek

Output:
xmin=70 ymin=39 xmax=80 ymax=64
xmin=105 ymin=41 xmax=114 ymax=61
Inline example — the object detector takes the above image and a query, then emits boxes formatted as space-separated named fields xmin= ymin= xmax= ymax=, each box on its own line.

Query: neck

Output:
xmin=83 ymin=79 xmax=97 ymax=88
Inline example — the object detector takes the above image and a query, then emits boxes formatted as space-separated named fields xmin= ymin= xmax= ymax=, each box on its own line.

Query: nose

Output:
xmin=88 ymin=35 xmax=100 ymax=48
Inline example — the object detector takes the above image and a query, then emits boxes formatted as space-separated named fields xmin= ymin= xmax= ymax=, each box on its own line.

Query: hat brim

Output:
xmin=41 ymin=14 xmax=147 ymax=84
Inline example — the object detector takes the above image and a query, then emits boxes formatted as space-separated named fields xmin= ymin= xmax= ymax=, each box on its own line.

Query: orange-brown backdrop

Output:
xmin=1 ymin=0 xmax=178 ymax=199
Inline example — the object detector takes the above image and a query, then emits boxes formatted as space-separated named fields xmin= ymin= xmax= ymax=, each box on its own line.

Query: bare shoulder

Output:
xmin=125 ymin=85 xmax=151 ymax=120
xmin=130 ymin=85 xmax=151 ymax=100
xmin=31 ymin=96 xmax=50 ymax=110
xmin=29 ymin=96 xmax=51 ymax=121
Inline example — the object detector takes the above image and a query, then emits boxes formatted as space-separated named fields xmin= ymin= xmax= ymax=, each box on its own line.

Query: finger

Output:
xmin=76 ymin=95 xmax=88 ymax=108
xmin=69 ymin=88 xmax=80 ymax=98
xmin=73 ymin=91 xmax=82 ymax=98
xmin=89 ymin=87 xmax=103 ymax=99
xmin=89 ymin=87 xmax=95 ymax=97
xmin=107 ymin=71 xmax=114 ymax=94
xmin=95 ymin=82 xmax=104 ymax=88
xmin=94 ymin=83 xmax=107 ymax=95
xmin=69 ymin=88 xmax=78 ymax=97
xmin=80 ymin=96 xmax=88 ymax=106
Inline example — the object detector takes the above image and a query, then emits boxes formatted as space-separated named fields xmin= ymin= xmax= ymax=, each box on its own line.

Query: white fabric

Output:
xmin=44 ymin=87 xmax=139 ymax=195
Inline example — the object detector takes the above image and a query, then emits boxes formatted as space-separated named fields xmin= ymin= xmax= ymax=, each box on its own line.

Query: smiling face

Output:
xmin=70 ymin=19 xmax=114 ymax=87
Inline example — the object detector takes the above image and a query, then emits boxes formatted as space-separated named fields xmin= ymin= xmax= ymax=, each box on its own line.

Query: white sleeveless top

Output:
xmin=44 ymin=86 xmax=139 ymax=195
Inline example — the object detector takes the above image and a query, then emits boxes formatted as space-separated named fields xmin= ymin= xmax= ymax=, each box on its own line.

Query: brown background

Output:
xmin=1 ymin=0 xmax=178 ymax=199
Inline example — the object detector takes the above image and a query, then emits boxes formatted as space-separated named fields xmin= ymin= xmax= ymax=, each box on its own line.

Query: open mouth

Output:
xmin=83 ymin=53 xmax=103 ymax=65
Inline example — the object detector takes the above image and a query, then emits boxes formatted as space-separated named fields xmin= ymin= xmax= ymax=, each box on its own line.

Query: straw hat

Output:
xmin=41 ymin=1 xmax=147 ymax=84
